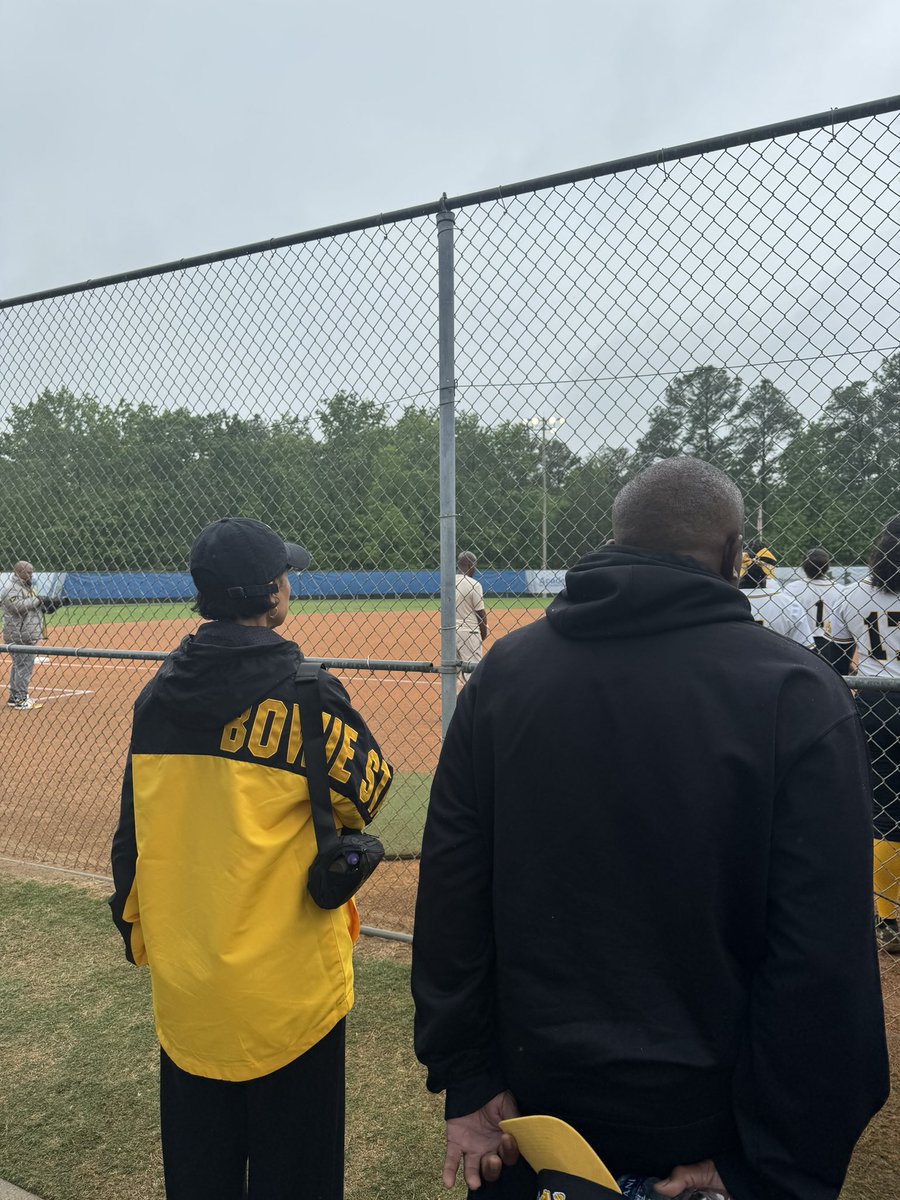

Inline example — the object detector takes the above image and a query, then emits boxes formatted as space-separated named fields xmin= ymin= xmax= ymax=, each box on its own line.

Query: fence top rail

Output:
xmin=0 ymin=644 xmax=436 ymax=673
xmin=3 ymin=93 xmax=899 ymax=310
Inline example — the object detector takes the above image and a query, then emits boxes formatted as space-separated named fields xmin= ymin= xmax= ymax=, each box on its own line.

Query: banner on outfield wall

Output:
xmin=524 ymin=567 xmax=870 ymax=595
xmin=525 ymin=570 xmax=567 ymax=596
xmin=0 ymin=571 xmax=68 ymax=601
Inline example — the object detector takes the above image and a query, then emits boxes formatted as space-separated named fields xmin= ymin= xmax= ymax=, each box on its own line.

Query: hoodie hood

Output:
xmin=151 ymin=622 xmax=301 ymax=728
xmin=546 ymin=545 xmax=753 ymax=641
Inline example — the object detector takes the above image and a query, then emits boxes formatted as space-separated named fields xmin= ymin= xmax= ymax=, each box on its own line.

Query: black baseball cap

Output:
xmin=190 ymin=518 xmax=310 ymax=601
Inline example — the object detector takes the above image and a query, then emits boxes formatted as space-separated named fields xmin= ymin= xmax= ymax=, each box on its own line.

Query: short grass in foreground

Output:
xmin=0 ymin=870 xmax=455 ymax=1200
xmin=48 ymin=596 xmax=550 ymax=627
xmin=1 ymin=868 xmax=896 ymax=1199
xmin=369 ymin=771 xmax=431 ymax=858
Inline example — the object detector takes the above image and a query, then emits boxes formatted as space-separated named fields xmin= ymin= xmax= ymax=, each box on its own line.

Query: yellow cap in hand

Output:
xmin=499 ymin=1115 xmax=621 ymax=1193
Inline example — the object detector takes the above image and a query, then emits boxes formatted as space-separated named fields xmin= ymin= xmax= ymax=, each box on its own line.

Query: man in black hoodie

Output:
xmin=110 ymin=518 xmax=392 ymax=1200
xmin=412 ymin=458 xmax=888 ymax=1200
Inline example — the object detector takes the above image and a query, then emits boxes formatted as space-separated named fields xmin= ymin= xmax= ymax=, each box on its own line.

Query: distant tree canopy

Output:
xmin=1 ymin=358 xmax=899 ymax=572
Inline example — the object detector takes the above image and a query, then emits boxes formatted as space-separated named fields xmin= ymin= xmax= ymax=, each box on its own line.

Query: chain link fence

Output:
xmin=2 ymin=97 xmax=900 ymax=1001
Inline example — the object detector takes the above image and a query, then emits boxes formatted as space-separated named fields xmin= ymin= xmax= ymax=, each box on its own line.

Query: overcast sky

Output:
xmin=3 ymin=0 xmax=899 ymax=298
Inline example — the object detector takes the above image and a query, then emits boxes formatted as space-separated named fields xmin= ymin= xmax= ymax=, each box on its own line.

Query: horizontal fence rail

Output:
xmin=4 ymin=642 xmax=899 ymax=692
xmin=1 ymin=644 xmax=437 ymax=672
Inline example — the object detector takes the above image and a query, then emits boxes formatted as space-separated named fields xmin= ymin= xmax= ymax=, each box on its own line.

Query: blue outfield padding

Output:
xmin=64 ymin=572 xmax=196 ymax=602
xmin=61 ymin=569 xmax=531 ymax=602
xmin=298 ymin=571 xmax=441 ymax=597
xmin=480 ymin=570 xmax=527 ymax=595
xmin=298 ymin=569 xmax=527 ymax=597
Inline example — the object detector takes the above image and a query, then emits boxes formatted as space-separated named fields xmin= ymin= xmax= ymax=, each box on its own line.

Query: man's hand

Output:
xmin=443 ymin=1090 xmax=520 ymax=1191
xmin=653 ymin=1159 xmax=729 ymax=1196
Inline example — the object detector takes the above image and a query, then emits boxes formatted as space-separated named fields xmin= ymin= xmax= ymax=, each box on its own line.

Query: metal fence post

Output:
xmin=437 ymin=204 xmax=457 ymax=738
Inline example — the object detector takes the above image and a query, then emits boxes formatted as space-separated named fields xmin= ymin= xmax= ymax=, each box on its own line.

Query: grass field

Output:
xmin=1 ymin=865 xmax=897 ymax=1200
xmin=368 ymin=771 xmax=431 ymax=857
xmin=48 ymin=596 xmax=550 ymax=627
xmin=0 ymin=867 xmax=452 ymax=1200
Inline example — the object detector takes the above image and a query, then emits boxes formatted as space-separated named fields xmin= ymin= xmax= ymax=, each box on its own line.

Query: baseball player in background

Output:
xmin=455 ymin=551 xmax=488 ymax=682
xmin=784 ymin=547 xmax=849 ymax=671
xmin=829 ymin=514 xmax=900 ymax=954
xmin=738 ymin=543 xmax=813 ymax=646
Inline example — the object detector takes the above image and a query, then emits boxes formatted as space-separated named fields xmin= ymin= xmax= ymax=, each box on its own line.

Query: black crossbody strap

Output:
xmin=295 ymin=661 xmax=341 ymax=853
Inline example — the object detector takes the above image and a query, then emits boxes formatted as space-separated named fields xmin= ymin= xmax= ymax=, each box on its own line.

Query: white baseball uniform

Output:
xmin=831 ymin=582 xmax=900 ymax=679
xmin=455 ymin=573 xmax=485 ymax=667
xmin=783 ymin=577 xmax=845 ymax=640
xmin=744 ymin=586 xmax=814 ymax=647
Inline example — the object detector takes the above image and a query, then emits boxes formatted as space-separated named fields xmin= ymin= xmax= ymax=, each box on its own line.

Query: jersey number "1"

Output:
xmin=865 ymin=611 xmax=900 ymax=661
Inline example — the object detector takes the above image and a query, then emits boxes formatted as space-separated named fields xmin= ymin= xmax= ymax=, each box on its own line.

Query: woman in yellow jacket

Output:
xmin=110 ymin=518 xmax=392 ymax=1200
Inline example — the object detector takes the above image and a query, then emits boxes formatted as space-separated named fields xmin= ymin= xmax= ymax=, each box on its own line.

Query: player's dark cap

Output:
xmin=534 ymin=1169 xmax=622 ymax=1197
xmin=190 ymin=517 xmax=310 ymax=600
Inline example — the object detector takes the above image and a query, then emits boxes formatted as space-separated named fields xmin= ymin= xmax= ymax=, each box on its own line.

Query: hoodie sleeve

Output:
xmin=411 ymin=672 xmax=508 ymax=1119
xmin=319 ymin=671 xmax=393 ymax=830
xmin=716 ymin=705 xmax=889 ymax=1200
xmin=108 ymin=753 xmax=147 ymax=966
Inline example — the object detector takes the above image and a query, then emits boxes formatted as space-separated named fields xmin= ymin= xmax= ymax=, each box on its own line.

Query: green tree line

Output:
xmin=1 ymin=359 xmax=898 ymax=573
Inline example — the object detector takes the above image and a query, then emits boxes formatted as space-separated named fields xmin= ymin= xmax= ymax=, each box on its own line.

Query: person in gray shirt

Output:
xmin=2 ymin=560 xmax=49 ymax=709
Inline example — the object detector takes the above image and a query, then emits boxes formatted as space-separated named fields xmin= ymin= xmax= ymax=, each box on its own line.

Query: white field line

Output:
xmin=32 ymin=685 xmax=91 ymax=693
xmin=78 ymin=662 xmax=156 ymax=671
xmin=29 ymin=687 xmax=95 ymax=702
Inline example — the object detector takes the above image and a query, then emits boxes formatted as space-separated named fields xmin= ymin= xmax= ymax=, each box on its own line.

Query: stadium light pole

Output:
xmin=526 ymin=415 xmax=565 ymax=570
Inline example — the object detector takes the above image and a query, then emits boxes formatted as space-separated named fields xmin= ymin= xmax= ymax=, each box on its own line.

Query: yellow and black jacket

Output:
xmin=110 ymin=621 xmax=392 ymax=1081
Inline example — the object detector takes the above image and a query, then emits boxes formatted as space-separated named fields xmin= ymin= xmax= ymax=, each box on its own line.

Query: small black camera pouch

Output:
xmin=296 ymin=661 xmax=385 ymax=910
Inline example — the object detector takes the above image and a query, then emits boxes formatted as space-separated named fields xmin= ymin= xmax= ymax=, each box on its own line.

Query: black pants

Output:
xmin=467 ymin=1160 xmax=537 ymax=1199
xmin=858 ymin=693 xmax=900 ymax=839
xmin=159 ymin=1020 xmax=345 ymax=1200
